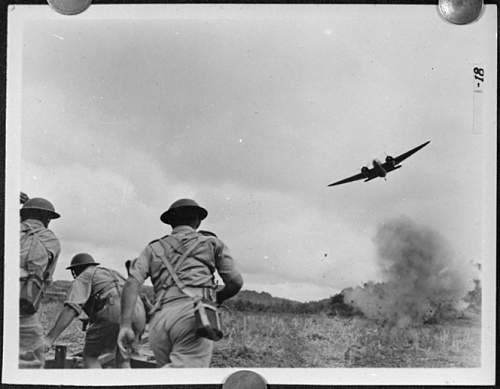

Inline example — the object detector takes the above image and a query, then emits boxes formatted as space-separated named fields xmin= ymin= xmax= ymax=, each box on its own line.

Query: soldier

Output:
xmin=44 ymin=253 xmax=146 ymax=368
xmin=19 ymin=194 xmax=61 ymax=368
xmin=118 ymin=199 xmax=243 ymax=367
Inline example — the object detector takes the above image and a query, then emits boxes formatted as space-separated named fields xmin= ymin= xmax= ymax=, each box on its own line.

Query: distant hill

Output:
xmin=43 ymin=280 xmax=73 ymax=301
xmin=233 ymin=290 xmax=302 ymax=305
xmin=50 ymin=280 xmax=72 ymax=291
xmin=226 ymin=290 xmax=334 ymax=314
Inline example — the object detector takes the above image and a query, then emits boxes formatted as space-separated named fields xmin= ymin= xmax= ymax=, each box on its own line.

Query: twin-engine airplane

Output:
xmin=327 ymin=140 xmax=430 ymax=187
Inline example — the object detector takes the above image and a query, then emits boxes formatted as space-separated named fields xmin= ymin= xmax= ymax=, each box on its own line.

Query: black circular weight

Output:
xmin=438 ymin=0 xmax=483 ymax=25
xmin=222 ymin=370 xmax=267 ymax=389
xmin=47 ymin=0 xmax=93 ymax=16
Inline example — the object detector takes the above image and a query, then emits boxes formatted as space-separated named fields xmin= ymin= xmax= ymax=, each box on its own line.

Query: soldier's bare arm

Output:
xmin=216 ymin=273 xmax=243 ymax=304
xmin=120 ymin=277 xmax=140 ymax=327
xmin=45 ymin=306 xmax=78 ymax=348
xmin=214 ymin=240 xmax=243 ymax=304
xmin=118 ymin=277 xmax=141 ymax=356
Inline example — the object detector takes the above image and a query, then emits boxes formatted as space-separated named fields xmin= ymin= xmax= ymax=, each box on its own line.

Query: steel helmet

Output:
xmin=66 ymin=253 xmax=100 ymax=270
xmin=21 ymin=197 xmax=60 ymax=219
xmin=160 ymin=198 xmax=208 ymax=225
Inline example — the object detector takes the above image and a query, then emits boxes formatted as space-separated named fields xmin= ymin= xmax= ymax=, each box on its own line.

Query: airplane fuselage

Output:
xmin=373 ymin=159 xmax=387 ymax=177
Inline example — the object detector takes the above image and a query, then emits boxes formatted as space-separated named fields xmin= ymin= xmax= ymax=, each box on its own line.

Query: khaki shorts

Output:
xmin=149 ymin=298 xmax=213 ymax=368
xmin=84 ymin=321 xmax=120 ymax=357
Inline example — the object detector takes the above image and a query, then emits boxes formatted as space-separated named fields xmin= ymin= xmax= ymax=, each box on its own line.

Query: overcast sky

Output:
xmin=17 ymin=5 xmax=496 ymax=302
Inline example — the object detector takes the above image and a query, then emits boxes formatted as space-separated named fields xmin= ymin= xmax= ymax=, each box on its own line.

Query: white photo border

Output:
xmin=3 ymin=3 xmax=496 ymax=386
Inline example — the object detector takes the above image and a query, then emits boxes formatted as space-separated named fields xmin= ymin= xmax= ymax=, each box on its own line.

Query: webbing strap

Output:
xmin=88 ymin=266 xmax=100 ymax=294
xmin=155 ymin=238 xmax=203 ymax=299
xmin=162 ymin=235 xmax=216 ymax=273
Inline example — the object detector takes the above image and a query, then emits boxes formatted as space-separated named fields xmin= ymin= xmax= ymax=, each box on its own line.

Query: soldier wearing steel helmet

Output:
xmin=118 ymin=199 xmax=243 ymax=367
xmin=19 ymin=193 xmax=61 ymax=368
xmin=44 ymin=253 xmax=146 ymax=368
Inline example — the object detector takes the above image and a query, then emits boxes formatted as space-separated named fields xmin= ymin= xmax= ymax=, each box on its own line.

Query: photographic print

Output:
xmin=2 ymin=3 xmax=496 ymax=386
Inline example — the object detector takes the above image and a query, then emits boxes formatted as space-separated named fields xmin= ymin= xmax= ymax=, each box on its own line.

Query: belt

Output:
xmin=150 ymin=285 xmax=216 ymax=315
xmin=162 ymin=285 xmax=216 ymax=303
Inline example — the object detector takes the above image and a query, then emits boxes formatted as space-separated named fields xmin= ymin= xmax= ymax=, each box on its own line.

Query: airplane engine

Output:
xmin=385 ymin=155 xmax=395 ymax=167
xmin=361 ymin=166 xmax=369 ymax=177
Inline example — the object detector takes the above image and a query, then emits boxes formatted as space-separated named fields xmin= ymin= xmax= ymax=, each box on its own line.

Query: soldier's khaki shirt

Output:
xmin=20 ymin=219 xmax=61 ymax=282
xmin=64 ymin=266 xmax=125 ymax=317
xmin=128 ymin=226 xmax=241 ymax=294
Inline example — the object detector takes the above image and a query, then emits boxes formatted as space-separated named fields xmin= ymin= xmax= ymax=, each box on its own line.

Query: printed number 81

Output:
xmin=474 ymin=67 xmax=484 ymax=82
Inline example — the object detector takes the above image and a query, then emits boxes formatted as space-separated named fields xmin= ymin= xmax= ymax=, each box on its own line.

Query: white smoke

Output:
xmin=343 ymin=216 xmax=476 ymax=326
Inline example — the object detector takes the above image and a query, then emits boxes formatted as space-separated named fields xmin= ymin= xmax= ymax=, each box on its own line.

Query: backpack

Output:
xmin=19 ymin=225 xmax=55 ymax=315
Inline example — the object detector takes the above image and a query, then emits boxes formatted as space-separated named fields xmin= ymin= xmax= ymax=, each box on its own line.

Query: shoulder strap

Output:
xmin=162 ymin=235 xmax=186 ymax=256
xmin=22 ymin=224 xmax=45 ymax=237
xmin=85 ymin=266 xmax=106 ymax=321
xmin=164 ymin=234 xmax=216 ymax=273
xmin=154 ymin=238 xmax=203 ymax=298
xmin=82 ymin=266 xmax=99 ymax=307
xmin=88 ymin=266 xmax=99 ymax=288
xmin=190 ymin=235 xmax=217 ymax=272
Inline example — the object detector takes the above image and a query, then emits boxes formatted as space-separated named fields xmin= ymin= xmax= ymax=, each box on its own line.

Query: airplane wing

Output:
xmin=392 ymin=140 xmax=431 ymax=166
xmin=328 ymin=168 xmax=377 ymax=187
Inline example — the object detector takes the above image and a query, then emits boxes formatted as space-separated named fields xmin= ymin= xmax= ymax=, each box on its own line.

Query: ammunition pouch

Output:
xmin=19 ymin=273 xmax=45 ymax=315
xmin=193 ymin=298 xmax=223 ymax=341
xmin=86 ymin=283 xmax=119 ymax=323
xmin=91 ymin=295 xmax=108 ymax=318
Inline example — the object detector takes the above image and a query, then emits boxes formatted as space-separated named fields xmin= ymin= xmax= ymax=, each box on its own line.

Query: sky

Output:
xmin=16 ymin=5 xmax=496 ymax=302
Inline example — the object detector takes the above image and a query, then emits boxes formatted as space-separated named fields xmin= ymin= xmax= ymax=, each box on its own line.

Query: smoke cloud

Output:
xmin=343 ymin=216 xmax=476 ymax=326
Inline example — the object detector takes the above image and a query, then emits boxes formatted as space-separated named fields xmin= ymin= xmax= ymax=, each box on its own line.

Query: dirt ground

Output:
xmin=40 ymin=301 xmax=481 ymax=368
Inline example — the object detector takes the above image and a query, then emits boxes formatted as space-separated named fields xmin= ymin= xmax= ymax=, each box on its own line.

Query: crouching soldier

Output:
xmin=44 ymin=253 xmax=146 ymax=368
xmin=19 ymin=195 xmax=61 ymax=368
xmin=118 ymin=199 xmax=244 ymax=367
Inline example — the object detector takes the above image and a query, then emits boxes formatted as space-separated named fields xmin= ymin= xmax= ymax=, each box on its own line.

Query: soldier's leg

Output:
xmin=166 ymin=310 xmax=214 ymax=368
xmin=82 ymin=331 xmax=103 ymax=369
xmin=19 ymin=348 xmax=45 ymax=369
xmin=148 ymin=308 xmax=173 ymax=367
xmin=84 ymin=355 xmax=102 ymax=368
xmin=83 ymin=321 xmax=120 ymax=368
xmin=19 ymin=314 xmax=45 ymax=369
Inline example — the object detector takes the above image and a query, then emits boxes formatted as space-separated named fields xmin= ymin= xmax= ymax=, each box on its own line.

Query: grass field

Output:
xmin=40 ymin=301 xmax=480 ymax=368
